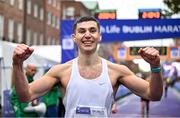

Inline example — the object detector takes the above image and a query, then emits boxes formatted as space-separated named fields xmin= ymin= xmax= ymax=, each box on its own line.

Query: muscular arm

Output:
xmin=12 ymin=44 xmax=59 ymax=102
xmin=12 ymin=44 xmax=34 ymax=102
xmin=13 ymin=64 xmax=58 ymax=102
xmin=116 ymin=47 xmax=163 ymax=101
xmin=28 ymin=66 xmax=59 ymax=101
xmin=139 ymin=47 xmax=163 ymax=100
xmin=120 ymin=67 xmax=162 ymax=101
xmin=12 ymin=64 xmax=31 ymax=102
xmin=149 ymin=71 xmax=163 ymax=100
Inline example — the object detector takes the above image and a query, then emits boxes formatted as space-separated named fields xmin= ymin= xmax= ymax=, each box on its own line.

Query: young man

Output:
xmin=12 ymin=16 xmax=163 ymax=117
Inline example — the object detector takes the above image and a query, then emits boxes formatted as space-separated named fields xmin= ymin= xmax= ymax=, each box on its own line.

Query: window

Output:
xmin=55 ymin=16 xmax=59 ymax=29
xmin=27 ymin=0 xmax=31 ymax=15
xmin=33 ymin=32 xmax=38 ymax=45
xmin=40 ymin=8 xmax=44 ymax=21
xmin=52 ymin=15 xmax=56 ymax=27
xmin=52 ymin=0 xmax=56 ymax=8
xmin=57 ymin=2 xmax=60 ymax=10
xmin=18 ymin=0 xmax=23 ymax=10
xmin=10 ymin=0 xmax=15 ymax=6
xmin=52 ymin=38 xmax=56 ymax=45
xmin=39 ymin=33 xmax=44 ymax=45
xmin=0 ymin=15 xmax=4 ymax=40
xmin=26 ymin=29 xmax=31 ymax=45
xmin=8 ymin=19 xmax=14 ymax=42
xmin=48 ymin=0 xmax=52 ymax=5
xmin=63 ymin=7 xmax=75 ymax=19
xmin=47 ymin=36 xmax=52 ymax=45
xmin=66 ymin=7 xmax=75 ymax=17
xmin=17 ymin=22 xmax=23 ymax=43
xmin=34 ymin=4 xmax=38 ymax=18
xmin=47 ymin=12 xmax=52 ymax=25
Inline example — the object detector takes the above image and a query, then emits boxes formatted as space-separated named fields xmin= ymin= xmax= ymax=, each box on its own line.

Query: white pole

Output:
xmin=0 ymin=40 xmax=2 ymax=109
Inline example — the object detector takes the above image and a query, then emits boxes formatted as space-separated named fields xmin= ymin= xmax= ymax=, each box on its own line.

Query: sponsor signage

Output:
xmin=95 ymin=10 xmax=116 ymax=19
xmin=138 ymin=9 xmax=161 ymax=19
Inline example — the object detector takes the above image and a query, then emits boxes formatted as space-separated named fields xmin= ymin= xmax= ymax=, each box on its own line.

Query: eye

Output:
xmin=78 ymin=28 xmax=86 ymax=34
xmin=89 ymin=28 xmax=97 ymax=33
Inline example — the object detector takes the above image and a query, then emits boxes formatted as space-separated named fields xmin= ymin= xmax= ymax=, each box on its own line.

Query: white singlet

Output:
xmin=63 ymin=58 xmax=114 ymax=118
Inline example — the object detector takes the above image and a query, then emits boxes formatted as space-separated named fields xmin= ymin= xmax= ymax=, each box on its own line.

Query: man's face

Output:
xmin=73 ymin=21 xmax=101 ymax=54
xmin=26 ymin=66 xmax=37 ymax=77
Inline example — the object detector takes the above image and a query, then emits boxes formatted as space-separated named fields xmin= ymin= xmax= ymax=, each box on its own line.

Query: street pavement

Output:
xmin=111 ymin=87 xmax=180 ymax=118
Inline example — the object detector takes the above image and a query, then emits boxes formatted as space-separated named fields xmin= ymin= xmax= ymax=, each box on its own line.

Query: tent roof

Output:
xmin=32 ymin=45 xmax=61 ymax=63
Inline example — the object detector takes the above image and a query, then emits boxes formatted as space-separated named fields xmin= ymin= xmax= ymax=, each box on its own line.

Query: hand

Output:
xmin=32 ymin=99 xmax=38 ymax=106
xmin=138 ymin=47 xmax=160 ymax=67
xmin=13 ymin=44 xmax=34 ymax=65
xmin=111 ymin=103 xmax=117 ymax=114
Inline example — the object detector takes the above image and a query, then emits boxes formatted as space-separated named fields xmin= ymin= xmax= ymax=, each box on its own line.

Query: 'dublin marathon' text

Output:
xmin=100 ymin=25 xmax=180 ymax=34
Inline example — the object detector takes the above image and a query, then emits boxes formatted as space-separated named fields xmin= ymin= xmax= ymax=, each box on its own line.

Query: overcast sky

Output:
xmin=77 ymin=0 xmax=166 ymax=19
xmin=99 ymin=0 xmax=166 ymax=19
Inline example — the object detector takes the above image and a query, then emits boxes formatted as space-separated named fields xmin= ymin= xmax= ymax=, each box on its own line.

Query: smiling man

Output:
xmin=12 ymin=16 xmax=163 ymax=117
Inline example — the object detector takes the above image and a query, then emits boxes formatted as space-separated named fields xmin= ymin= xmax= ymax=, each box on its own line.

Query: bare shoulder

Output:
xmin=52 ymin=60 xmax=73 ymax=71
xmin=106 ymin=60 xmax=134 ymax=77
xmin=46 ymin=60 xmax=73 ymax=77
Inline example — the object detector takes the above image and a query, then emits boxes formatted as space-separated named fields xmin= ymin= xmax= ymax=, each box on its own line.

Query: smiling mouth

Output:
xmin=82 ymin=41 xmax=94 ymax=45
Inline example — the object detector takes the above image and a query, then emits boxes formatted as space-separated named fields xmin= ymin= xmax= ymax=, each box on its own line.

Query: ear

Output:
xmin=72 ymin=34 xmax=76 ymax=42
xmin=99 ymin=36 xmax=102 ymax=42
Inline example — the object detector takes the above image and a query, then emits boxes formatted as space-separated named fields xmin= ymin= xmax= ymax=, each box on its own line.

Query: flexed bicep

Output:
xmin=122 ymin=74 xmax=150 ymax=99
xmin=29 ymin=74 xmax=59 ymax=100
xmin=116 ymin=65 xmax=150 ymax=99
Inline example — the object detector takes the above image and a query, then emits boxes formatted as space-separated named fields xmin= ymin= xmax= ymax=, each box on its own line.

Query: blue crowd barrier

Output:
xmin=174 ymin=81 xmax=180 ymax=92
xmin=115 ymin=86 xmax=132 ymax=100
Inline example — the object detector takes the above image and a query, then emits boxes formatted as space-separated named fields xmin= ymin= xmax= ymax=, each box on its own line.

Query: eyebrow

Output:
xmin=78 ymin=26 xmax=97 ymax=30
xmin=78 ymin=28 xmax=85 ymax=30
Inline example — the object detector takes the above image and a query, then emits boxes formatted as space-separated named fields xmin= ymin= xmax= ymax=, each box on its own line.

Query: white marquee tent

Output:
xmin=0 ymin=41 xmax=61 ymax=114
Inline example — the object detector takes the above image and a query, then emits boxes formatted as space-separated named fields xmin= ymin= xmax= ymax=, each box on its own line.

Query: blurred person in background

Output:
xmin=58 ymin=92 xmax=65 ymax=117
xmin=137 ymin=72 xmax=150 ymax=118
xmin=12 ymin=16 xmax=163 ymax=117
xmin=10 ymin=64 xmax=39 ymax=117
xmin=162 ymin=62 xmax=178 ymax=98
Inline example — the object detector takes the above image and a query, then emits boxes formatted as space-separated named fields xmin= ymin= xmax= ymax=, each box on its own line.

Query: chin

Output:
xmin=81 ymin=48 xmax=96 ymax=54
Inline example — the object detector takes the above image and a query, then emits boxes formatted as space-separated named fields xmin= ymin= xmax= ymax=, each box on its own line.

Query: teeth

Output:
xmin=84 ymin=42 xmax=91 ymax=44
xmin=83 ymin=41 xmax=92 ymax=44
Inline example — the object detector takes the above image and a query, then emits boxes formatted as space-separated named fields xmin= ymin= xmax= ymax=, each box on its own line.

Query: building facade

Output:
xmin=0 ymin=0 xmax=97 ymax=45
xmin=0 ymin=0 xmax=61 ymax=45
xmin=61 ymin=1 xmax=92 ymax=20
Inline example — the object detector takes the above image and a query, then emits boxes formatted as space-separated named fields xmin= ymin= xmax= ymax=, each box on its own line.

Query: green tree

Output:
xmin=162 ymin=0 xmax=180 ymax=17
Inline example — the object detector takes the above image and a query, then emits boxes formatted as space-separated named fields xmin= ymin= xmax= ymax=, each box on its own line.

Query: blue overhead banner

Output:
xmin=61 ymin=19 xmax=180 ymax=42
xmin=61 ymin=18 xmax=180 ymax=63
xmin=61 ymin=20 xmax=76 ymax=63
xmin=100 ymin=18 xmax=180 ymax=42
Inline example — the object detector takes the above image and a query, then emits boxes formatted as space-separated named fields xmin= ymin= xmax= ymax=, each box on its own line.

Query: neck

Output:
xmin=78 ymin=52 xmax=101 ymax=66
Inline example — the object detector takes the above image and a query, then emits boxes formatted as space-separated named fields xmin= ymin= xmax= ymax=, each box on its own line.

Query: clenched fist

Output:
xmin=138 ymin=47 xmax=160 ymax=68
xmin=12 ymin=44 xmax=34 ymax=65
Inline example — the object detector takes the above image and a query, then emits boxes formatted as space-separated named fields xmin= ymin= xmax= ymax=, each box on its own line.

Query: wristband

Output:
xmin=151 ymin=67 xmax=161 ymax=73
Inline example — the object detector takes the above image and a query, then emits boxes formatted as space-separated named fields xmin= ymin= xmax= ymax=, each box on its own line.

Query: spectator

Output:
xmin=10 ymin=64 xmax=39 ymax=117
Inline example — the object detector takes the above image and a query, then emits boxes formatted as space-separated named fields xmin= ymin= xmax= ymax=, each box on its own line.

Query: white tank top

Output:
xmin=63 ymin=58 xmax=114 ymax=118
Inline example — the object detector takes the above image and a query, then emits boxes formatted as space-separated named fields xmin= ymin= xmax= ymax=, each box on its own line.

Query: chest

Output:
xmin=79 ymin=65 xmax=102 ymax=79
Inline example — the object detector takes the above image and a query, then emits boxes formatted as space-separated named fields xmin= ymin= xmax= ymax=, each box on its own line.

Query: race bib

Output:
xmin=74 ymin=106 xmax=107 ymax=118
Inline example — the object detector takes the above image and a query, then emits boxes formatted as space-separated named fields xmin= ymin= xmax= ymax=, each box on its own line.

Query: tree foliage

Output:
xmin=162 ymin=0 xmax=180 ymax=17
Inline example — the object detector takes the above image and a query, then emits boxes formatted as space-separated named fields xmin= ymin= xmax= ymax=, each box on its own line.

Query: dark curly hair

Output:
xmin=73 ymin=16 xmax=100 ymax=33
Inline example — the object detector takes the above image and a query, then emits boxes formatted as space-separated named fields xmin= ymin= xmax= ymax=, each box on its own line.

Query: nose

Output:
xmin=84 ymin=31 xmax=91 ymax=39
